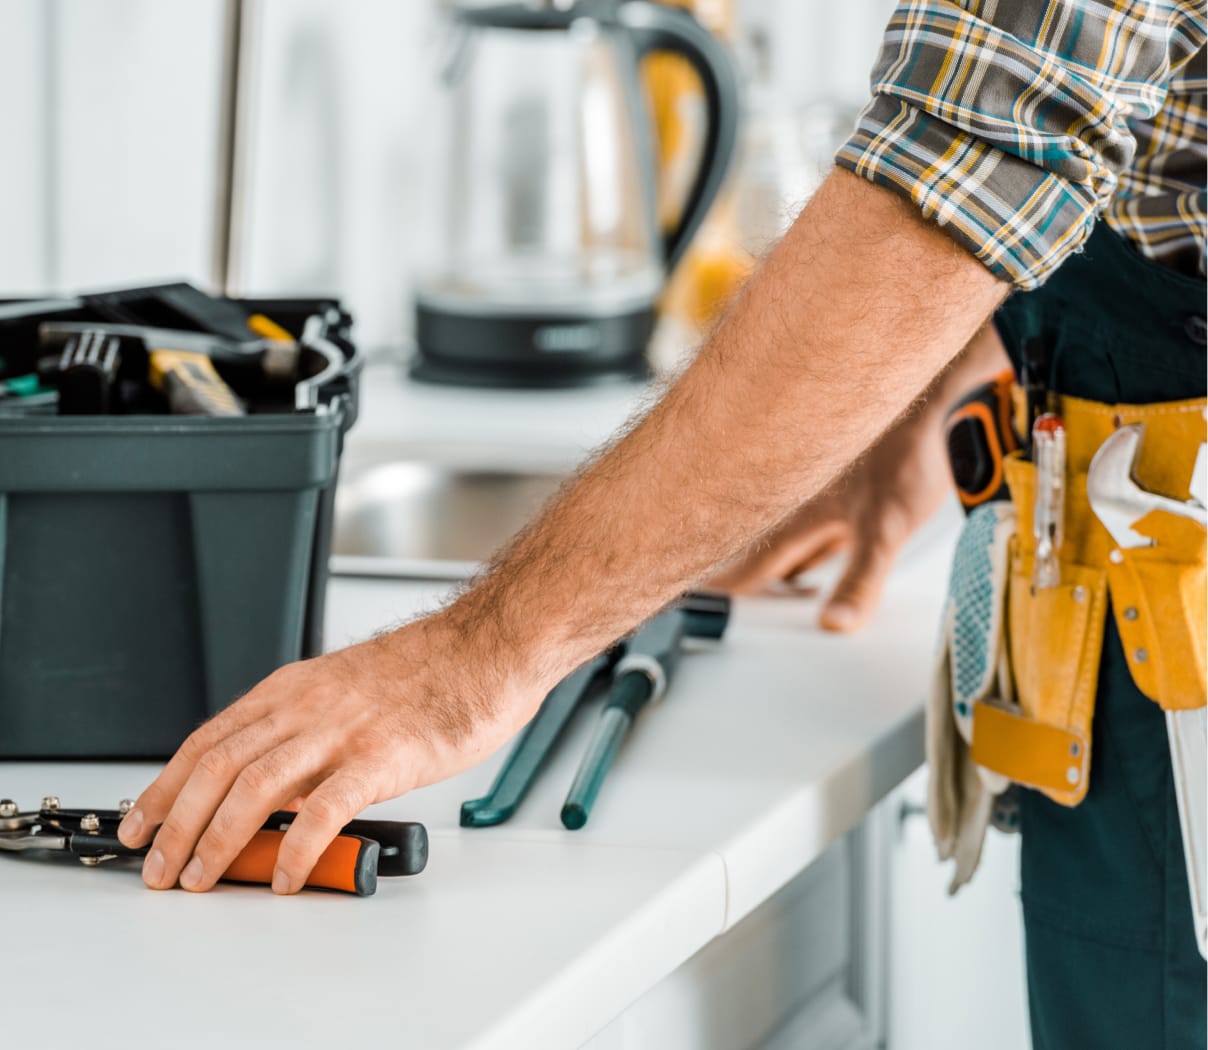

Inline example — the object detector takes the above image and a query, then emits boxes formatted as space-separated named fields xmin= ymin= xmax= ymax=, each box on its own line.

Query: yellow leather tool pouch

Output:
xmin=1106 ymin=510 xmax=1207 ymax=712
xmin=969 ymin=395 xmax=1207 ymax=807
xmin=969 ymin=452 xmax=1107 ymax=806
xmin=1097 ymin=398 xmax=1208 ymax=713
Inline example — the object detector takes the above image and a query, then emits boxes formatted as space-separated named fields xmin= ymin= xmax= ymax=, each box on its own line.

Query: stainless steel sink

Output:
xmin=332 ymin=462 xmax=565 ymax=564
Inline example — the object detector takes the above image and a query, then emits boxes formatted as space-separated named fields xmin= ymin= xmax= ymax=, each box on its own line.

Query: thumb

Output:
xmin=820 ymin=527 xmax=903 ymax=633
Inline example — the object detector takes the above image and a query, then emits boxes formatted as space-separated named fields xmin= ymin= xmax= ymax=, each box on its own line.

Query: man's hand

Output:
xmin=711 ymin=324 xmax=1010 ymax=631
xmin=710 ymin=404 xmax=952 ymax=631
xmin=117 ymin=612 xmax=542 ymax=893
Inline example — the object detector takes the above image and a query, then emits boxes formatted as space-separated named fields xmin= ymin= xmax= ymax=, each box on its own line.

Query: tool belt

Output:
xmin=928 ymin=390 xmax=1206 ymax=891
xmin=974 ymin=392 xmax=1206 ymax=804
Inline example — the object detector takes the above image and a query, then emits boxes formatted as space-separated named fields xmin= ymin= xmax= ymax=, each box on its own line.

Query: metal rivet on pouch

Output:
xmin=41 ymin=796 xmax=60 ymax=812
xmin=118 ymin=799 xmax=135 ymax=816
xmin=1109 ymin=549 xmax=1125 ymax=564
xmin=79 ymin=813 xmax=100 ymax=833
xmin=1067 ymin=767 xmax=1080 ymax=785
xmin=1134 ymin=648 xmax=1149 ymax=663
xmin=0 ymin=800 xmax=17 ymax=819
xmin=1123 ymin=606 xmax=1139 ymax=621
xmin=1072 ymin=586 xmax=1087 ymax=602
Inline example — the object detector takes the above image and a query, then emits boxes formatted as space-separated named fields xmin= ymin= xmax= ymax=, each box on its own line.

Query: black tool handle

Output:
xmin=264 ymin=812 xmax=429 ymax=877
xmin=65 ymin=831 xmax=145 ymax=860
xmin=678 ymin=591 xmax=731 ymax=639
xmin=338 ymin=819 xmax=428 ymax=877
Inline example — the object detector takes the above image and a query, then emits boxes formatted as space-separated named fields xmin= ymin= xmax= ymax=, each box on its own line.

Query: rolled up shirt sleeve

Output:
xmin=835 ymin=1 xmax=1208 ymax=289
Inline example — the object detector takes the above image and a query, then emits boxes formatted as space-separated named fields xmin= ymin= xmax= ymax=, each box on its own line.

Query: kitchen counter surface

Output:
xmin=344 ymin=356 xmax=651 ymax=473
xmin=1 ymin=505 xmax=959 ymax=1049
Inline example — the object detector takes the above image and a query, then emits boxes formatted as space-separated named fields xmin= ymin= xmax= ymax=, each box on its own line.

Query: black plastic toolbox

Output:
xmin=0 ymin=296 xmax=362 ymax=758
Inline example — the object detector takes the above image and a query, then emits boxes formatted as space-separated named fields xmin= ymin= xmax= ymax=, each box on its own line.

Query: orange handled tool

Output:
xmin=221 ymin=828 xmax=380 ymax=895
xmin=0 ymin=798 xmax=428 ymax=896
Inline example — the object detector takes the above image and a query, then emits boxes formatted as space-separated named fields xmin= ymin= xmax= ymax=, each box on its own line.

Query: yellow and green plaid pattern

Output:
xmin=836 ymin=1 xmax=1207 ymax=289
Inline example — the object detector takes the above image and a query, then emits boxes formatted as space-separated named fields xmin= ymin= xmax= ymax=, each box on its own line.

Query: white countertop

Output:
xmin=345 ymin=357 xmax=650 ymax=473
xmin=0 ymin=504 xmax=958 ymax=1050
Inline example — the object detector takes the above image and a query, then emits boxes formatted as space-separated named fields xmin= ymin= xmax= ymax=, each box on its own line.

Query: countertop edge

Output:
xmin=466 ymin=850 xmax=730 ymax=1050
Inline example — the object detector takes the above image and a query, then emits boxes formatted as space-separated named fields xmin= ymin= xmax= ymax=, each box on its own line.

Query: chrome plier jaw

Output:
xmin=0 ymin=798 xmax=140 ymax=866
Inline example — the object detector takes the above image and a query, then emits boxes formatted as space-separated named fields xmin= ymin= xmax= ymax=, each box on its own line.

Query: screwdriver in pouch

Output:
xmin=561 ymin=609 xmax=686 ymax=830
xmin=1032 ymin=409 xmax=1067 ymax=590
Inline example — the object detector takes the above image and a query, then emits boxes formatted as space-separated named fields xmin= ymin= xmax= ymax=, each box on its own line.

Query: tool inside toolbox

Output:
xmin=0 ymin=283 xmax=355 ymax=418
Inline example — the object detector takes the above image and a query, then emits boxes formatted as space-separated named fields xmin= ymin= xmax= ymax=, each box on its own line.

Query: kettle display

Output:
xmin=412 ymin=0 xmax=740 ymax=388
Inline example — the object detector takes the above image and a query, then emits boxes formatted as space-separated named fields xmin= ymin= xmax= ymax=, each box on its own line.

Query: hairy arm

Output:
xmin=711 ymin=320 xmax=1011 ymax=624
xmin=118 ymin=170 xmax=1007 ymax=895
xmin=456 ymin=169 xmax=1008 ymax=704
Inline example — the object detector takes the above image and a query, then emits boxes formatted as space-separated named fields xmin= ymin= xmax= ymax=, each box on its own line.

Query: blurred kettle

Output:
xmin=412 ymin=0 xmax=740 ymax=387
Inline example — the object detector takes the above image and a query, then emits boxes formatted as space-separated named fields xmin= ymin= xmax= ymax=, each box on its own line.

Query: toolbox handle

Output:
xmin=295 ymin=313 xmax=347 ymax=411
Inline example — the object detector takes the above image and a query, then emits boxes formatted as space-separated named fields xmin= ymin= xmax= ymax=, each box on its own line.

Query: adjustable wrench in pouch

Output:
xmin=1089 ymin=424 xmax=1208 ymax=958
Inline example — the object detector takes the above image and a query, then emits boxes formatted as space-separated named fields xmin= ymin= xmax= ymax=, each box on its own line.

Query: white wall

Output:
xmin=748 ymin=0 xmax=894 ymax=108
xmin=3 ymin=0 xmax=895 ymax=342
xmin=238 ymin=0 xmax=442 ymax=349
xmin=0 ymin=0 xmax=51 ymax=292
xmin=0 ymin=0 xmax=224 ymax=293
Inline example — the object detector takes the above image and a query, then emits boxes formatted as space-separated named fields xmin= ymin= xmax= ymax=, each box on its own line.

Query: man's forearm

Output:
xmin=928 ymin=321 xmax=1012 ymax=417
xmin=446 ymin=171 xmax=1007 ymax=710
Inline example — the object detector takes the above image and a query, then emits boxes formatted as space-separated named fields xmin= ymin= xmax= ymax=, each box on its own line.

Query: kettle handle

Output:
xmin=618 ymin=1 xmax=741 ymax=274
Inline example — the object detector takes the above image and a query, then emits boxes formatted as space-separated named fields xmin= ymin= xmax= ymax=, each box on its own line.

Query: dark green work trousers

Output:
xmin=996 ymin=224 xmax=1207 ymax=1050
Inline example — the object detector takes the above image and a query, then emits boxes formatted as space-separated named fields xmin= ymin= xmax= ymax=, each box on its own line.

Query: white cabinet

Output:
xmin=887 ymin=766 xmax=1030 ymax=1050
xmin=579 ymin=802 xmax=899 ymax=1050
xmin=576 ymin=770 xmax=1030 ymax=1050
xmin=584 ymin=827 xmax=880 ymax=1050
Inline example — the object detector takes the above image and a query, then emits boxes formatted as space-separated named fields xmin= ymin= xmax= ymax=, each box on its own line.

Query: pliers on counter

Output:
xmin=0 ymin=797 xmax=428 ymax=896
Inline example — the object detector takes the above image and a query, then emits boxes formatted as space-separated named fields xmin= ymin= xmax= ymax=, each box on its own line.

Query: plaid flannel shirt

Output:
xmin=835 ymin=1 xmax=1207 ymax=289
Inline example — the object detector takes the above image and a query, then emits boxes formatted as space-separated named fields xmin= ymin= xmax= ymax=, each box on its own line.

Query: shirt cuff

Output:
xmin=835 ymin=95 xmax=1102 ymax=290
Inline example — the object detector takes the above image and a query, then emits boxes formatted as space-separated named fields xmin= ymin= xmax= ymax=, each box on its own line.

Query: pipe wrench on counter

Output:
xmin=0 ymin=797 xmax=428 ymax=897
xmin=1088 ymin=424 xmax=1207 ymax=958
xmin=461 ymin=592 xmax=731 ymax=830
